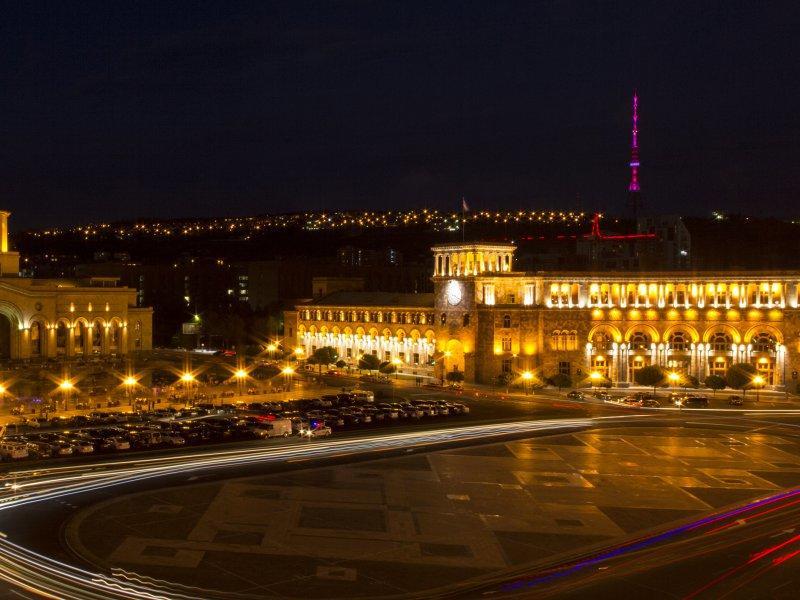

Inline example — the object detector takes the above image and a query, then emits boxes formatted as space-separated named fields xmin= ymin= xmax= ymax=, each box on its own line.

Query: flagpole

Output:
xmin=461 ymin=196 xmax=465 ymax=242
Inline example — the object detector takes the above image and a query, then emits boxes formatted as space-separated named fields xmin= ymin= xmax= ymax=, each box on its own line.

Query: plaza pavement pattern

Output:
xmin=65 ymin=425 xmax=800 ymax=598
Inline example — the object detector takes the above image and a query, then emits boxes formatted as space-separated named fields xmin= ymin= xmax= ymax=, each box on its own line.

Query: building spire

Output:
xmin=627 ymin=91 xmax=642 ymax=219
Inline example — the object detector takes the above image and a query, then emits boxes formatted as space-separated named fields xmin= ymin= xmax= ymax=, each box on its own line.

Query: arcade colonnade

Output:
xmin=585 ymin=323 xmax=786 ymax=386
xmin=298 ymin=325 xmax=436 ymax=377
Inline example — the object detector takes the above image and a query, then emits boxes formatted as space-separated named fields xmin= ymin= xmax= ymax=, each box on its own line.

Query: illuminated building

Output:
xmin=287 ymin=241 xmax=799 ymax=389
xmin=0 ymin=211 xmax=152 ymax=359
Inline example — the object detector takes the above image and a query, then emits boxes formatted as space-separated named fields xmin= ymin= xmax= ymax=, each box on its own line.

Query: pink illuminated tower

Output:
xmin=627 ymin=91 xmax=642 ymax=219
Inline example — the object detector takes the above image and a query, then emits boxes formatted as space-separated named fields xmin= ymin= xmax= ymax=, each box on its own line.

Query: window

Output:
xmin=668 ymin=331 xmax=689 ymax=351
xmin=346 ymin=348 xmax=352 ymax=358
xmin=558 ymin=361 xmax=571 ymax=376
xmin=463 ymin=314 xmax=470 ymax=327
xmin=710 ymin=332 xmax=732 ymax=352
xmin=440 ymin=313 xmax=447 ymax=325
xmin=508 ymin=293 xmax=516 ymax=304
xmin=524 ymin=284 xmax=535 ymax=305
xmin=753 ymin=332 xmax=777 ymax=353
xmin=502 ymin=314 xmax=511 ymax=328
xmin=593 ymin=333 xmax=612 ymax=352
xmin=413 ymin=352 xmax=419 ymax=364
xmin=484 ymin=284 xmax=495 ymax=305
xmin=501 ymin=359 xmax=512 ymax=374
xmin=501 ymin=337 xmax=512 ymax=352
xmin=630 ymin=332 xmax=651 ymax=351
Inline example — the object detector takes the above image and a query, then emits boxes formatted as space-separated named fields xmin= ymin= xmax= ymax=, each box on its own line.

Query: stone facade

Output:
xmin=0 ymin=212 xmax=152 ymax=359
xmin=287 ymin=242 xmax=800 ymax=390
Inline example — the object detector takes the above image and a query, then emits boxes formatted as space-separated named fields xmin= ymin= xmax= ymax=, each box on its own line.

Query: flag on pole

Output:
xmin=461 ymin=197 xmax=469 ymax=212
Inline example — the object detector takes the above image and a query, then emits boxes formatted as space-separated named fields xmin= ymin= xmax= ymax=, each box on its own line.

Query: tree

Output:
xmin=378 ymin=361 xmax=397 ymax=375
xmin=634 ymin=365 xmax=666 ymax=395
xmin=335 ymin=360 xmax=347 ymax=369
xmin=358 ymin=353 xmax=381 ymax=371
xmin=446 ymin=370 xmax=465 ymax=383
xmin=705 ymin=374 xmax=726 ymax=395
xmin=726 ymin=363 xmax=757 ymax=397
xmin=496 ymin=372 xmax=513 ymax=392
xmin=549 ymin=373 xmax=572 ymax=390
xmin=310 ymin=346 xmax=338 ymax=373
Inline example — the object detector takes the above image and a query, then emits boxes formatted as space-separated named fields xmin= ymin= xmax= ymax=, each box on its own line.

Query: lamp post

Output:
xmin=123 ymin=375 xmax=137 ymax=406
xmin=668 ymin=371 xmax=681 ymax=390
xmin=753 ymin=374 xmax=765 ymax=403
xmin=234 ymin=368 xmax=247 ymax=399
xmin=589 ymin=370 xmax=602 ymax=392
xmin=391 ymin=357 xmax=403 ymax=380
xmin=282 ymin=366 xmax=295 ymax=392
xmin=180 ymin=372 xmax=195 ymax=406
xmin=521 ymin=370 xmax=534 ymax=395
xmin=58 ymin=379 xmax=74 ymax=412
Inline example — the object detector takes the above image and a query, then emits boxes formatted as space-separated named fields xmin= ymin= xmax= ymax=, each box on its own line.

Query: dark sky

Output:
xmin=1 ymin=1 xmax=798 ymax=229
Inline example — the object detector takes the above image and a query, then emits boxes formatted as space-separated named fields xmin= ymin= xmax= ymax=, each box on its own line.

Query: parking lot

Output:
xmin=0 ymin=390 xmax=471 ymax=464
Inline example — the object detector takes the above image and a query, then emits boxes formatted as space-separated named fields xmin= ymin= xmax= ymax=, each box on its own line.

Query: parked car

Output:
xmin=566 ymin=391 xmax=584 ymax=400
xmin=0 ymin=441 xmax=29 ymax=460
xmin=728 ymin=395 xmax=743 ymax=406
xmin=299 ymin=424 xmax=332 ymax=437
xmin=680 ymin=396 xmax=709 ymax=408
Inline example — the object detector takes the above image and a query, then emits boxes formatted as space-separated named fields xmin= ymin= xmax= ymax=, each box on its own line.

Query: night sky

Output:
xmin=0 ymin=1 xmax=798 ymax=229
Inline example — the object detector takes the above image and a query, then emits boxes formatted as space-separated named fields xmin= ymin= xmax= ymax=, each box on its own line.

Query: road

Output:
xmin=0 ymin=390 xmax=799 ymax=598
xmin=464 ymin=483 xmax=800 ymax=600
xmin=0 ymin=413 xmax=652 ymax=599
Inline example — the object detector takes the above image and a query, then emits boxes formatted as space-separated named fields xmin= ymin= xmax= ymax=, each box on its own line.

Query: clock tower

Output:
xmin=431 ymin=242 xmax=516 ymax=382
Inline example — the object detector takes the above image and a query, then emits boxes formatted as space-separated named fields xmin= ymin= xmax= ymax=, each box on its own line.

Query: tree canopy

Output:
xmin=358 ymin=353 xmax=381 ymax=371
xmin=634 ymin=365 xmax=666 ymax=393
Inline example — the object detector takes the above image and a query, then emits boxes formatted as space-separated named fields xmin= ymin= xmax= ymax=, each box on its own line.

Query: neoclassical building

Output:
xmin=0 ymin=211 xmax=152 ymax=359
xmin=286 ymin=242 xmax=800 ymax=390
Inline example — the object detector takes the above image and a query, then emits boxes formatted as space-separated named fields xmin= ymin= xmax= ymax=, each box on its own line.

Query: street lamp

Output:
xmin=668 ymin=371 xmax=681 ymax=391
xmin=391 ymin=357 xmax=402 ymax=380
xmin=58 ymin=379 xmax=74 ymax=412
xmin=234 ymin=368 xmax=248 ymax=398
xmin=123 ymin=375 xmax=137 ymax=405
xmin=294 ymin=347 xmax=304 ymax=358
xmin=282 ymin=366 xmax=295 ymax=391
xmin=521 ymin=370 xmax=534 ymax=395
xmin=753 ymin=374 xmax=765 ymax=402
xmin=180 ymin=372 xmax=195 ymax=405
xmin=589 ymin=371 xmax=602 ymax=391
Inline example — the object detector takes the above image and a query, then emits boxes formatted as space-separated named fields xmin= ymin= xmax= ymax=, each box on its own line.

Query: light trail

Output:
xmin=0 ymin=415 xmax=644 ymax=599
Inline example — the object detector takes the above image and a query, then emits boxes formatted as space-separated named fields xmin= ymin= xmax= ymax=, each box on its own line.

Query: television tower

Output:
xmin=627 ymin=92 xmax=642 ymax=220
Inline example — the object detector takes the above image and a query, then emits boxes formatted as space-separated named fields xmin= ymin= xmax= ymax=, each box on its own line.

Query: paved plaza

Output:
xmin=65 ymin=423 xmax=800 ymax=598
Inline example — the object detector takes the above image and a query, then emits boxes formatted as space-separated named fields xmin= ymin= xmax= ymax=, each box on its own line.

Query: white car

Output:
xmin=300 ymin=425 xmax=332 ymax=438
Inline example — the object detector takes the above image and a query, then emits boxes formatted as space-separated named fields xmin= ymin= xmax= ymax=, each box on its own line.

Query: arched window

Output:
xmin=753 ymin=332 xmax=777 ymax=353
xmin=74 ymin=322 xmax=85 ymax=354
xmin=502 ymin=315 xmax=511 ymax=328
xmin=463 ymin=314 xmax=470 ymax=327
xmin=710 ymin=332 xmax=732 ymax=352
xmin=551 ymin=330 xmax=562 ymax=350
xmin=56 ymin=322 xmax=68 ymax=354
xmin=593 ymin=333 xmax=612 ymax=352
xmin=440 ymin=313 xmax=447 ymax=325
xmin=92 ymin=321 xmax=103 ymax=351
xmin=30 ymin=322 xmax=43 ymax=356
xmin=630 ymin=331 xmax=651 ymax=351
xmin=668 ymin=331 xmax=689 ymax=352
xmin=567 ymin=331 xmax=578 ymax=351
